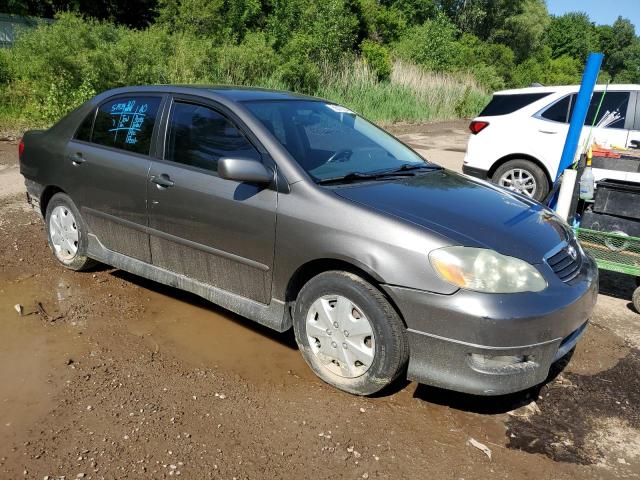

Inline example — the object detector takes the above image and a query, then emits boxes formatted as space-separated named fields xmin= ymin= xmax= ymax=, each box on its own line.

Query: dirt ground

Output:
xmin=1 ymin=122 xmax=639 ymax=479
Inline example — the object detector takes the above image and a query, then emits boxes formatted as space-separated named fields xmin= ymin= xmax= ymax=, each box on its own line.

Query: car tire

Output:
xmin=45 ymin=192 xmax=97 ymax=271
xmin=633 ymin=286 xmax=640 ymax=314
xmin=293 ymin=271 xmax=409 ymax=395
xmin=492 ymin=159 xmax=549 ymax=202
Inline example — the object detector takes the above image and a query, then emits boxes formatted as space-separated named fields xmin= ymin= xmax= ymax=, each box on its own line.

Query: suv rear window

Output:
xmin=479 ymin=93 xmax=551 ymax=117
xmin=92 ymin=96 xmax=161 ymax=155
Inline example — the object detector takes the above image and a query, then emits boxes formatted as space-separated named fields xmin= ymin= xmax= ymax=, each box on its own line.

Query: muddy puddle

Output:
xmin=506 ymin=341 xmax=640 ymax=469
xmin=0 ymin=269 xmax=84 ymax=458
xmin=117 ymin=272 xmax=316 ymax=386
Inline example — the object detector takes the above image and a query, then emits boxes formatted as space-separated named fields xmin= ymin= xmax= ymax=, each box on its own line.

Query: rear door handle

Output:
xmin=150 ymin=174 xmax=175 ymax=189
xmin=69 ymin=153 xmax=86 ymax=165
xmin=538 ymin=129 xmax=558 ymax=135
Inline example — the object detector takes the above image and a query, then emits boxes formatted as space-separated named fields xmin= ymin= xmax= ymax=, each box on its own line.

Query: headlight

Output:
xmin=429 ymin=246 xmax=546 ymax=293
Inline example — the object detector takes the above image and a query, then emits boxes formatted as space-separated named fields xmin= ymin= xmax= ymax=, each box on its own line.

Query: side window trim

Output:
xmin=72 ymin=106 xmax=98 ymax=142
xmin=160 ymin=96 xmax=264 ymax=171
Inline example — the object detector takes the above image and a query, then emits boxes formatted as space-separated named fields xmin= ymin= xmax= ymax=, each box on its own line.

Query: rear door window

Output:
xmin=164 ymin=101 xmax=259 ymax=172
xmin=92 ymin=96 xmax=162 ymax=155
xmin=569 ymin=91 xmax=630 ymax=129
xmin=540 ymin=95 xmax=572 ymax=123
xmin=479 ymin=93 xmax=552 ymax=117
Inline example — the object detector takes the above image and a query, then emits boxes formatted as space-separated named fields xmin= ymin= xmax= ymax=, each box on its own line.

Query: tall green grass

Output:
xmin=318 ymin=60 xmax=489 ymax=124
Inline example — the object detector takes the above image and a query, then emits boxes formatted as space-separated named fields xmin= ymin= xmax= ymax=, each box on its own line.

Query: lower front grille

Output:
xmin=546 ymin=241 xmax=582 ymax=283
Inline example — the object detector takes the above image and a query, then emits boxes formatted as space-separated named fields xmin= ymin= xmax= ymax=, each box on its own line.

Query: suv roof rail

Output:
xmin=530 ymin=82 xmax=544 ymax=87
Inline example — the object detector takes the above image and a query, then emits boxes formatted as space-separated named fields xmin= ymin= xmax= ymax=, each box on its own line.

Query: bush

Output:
xmin=0 ymin=10 xmax=489 ymax=129
xmin=360 ymin=40 xmax=392 ymax=81
xmin=393 ymin=14 xmax=461 ymax=72
xmin=41 ymin=76 xmax=96 ymax=125
xmin=215 ymin=32 xmax=279 ymax=84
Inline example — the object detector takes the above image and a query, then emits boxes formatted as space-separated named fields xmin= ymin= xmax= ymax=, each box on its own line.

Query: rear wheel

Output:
xmin=45 ymin=193 xmax=96 ymax=271
xmin=293 ymin=271 xmax=408 ymax=395
xmin=492 ymin=159 xmax=549 ymax=201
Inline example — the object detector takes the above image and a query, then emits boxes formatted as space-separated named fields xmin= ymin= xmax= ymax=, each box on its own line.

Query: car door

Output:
xmin=64 ymin=94 xmax=165 ymax=262
xmin=147 ymin=96 xmax=277 ymax=304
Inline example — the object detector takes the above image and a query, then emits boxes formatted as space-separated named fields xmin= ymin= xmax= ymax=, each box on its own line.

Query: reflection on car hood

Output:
xmin=333 ymin=169 xmax=569 ymax=264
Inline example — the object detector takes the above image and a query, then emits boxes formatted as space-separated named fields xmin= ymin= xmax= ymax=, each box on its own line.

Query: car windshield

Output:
xmin=243 ymin=100 xmax=433 ymax=182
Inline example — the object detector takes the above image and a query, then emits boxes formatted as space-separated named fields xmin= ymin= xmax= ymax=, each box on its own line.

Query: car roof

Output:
xmin=493 ymin=84 xmax=640 ymax=95
xmin=95 ymin=85 xmax=324 ymax=103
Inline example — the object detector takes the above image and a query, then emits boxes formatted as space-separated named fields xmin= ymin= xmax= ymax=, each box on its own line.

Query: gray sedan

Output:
xmin=19 ymin=86 xmax=598 ymax=396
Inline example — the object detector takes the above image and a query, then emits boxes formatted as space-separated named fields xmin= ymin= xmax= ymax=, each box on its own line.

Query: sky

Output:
xmin=547 ymin=0 xmax=639 ymax=32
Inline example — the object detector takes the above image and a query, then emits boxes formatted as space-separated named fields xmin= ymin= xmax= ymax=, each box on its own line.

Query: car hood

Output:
xmin=333 ymin=170 xmax=569 ymax=264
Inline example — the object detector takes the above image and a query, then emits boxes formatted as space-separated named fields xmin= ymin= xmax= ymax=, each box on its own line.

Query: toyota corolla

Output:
xmin=19 ymin=86 xmax=598 ymax=396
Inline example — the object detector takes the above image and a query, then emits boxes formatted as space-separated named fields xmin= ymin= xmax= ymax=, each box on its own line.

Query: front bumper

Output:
xmin=384 ymin=255 xmax=599 ymax=395
xmin=462 ymin=164 xmax=489 ymax=180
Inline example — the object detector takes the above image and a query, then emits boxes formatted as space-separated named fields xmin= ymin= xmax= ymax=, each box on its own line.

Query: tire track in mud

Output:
xmin=506 ymin=348 xmax=640 ymax=466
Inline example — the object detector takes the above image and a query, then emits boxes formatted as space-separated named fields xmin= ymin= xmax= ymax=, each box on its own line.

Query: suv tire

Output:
xmin=492 ymin=159 xmax=549 ymax=202
xmin=293 ymin=271 xmax=409 ymax=395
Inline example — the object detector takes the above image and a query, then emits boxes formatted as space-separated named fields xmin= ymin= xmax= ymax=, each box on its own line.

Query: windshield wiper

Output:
xmin=317 ymin=163 xmax=442 ymax=185
xmin=317 ymin=169 xmax=417 ymax=185
xmin=388 ymin=163 xmax=442 ymax=173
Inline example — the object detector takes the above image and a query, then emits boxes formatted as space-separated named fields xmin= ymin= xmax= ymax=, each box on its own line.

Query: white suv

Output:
xmin=463 ymin=84 xmax=640 ymax=201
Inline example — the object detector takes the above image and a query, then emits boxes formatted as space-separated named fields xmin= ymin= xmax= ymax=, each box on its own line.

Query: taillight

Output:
xmin=469 ymin=120 xmax=489 ymax=135
xmin=18 ymin=138 xmax=25 ymax=159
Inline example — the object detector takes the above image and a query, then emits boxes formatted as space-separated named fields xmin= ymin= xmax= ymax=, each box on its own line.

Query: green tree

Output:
xmin=545 ymin=12 xmax=599 ymax=61
xmin=4 ymin=0 xmax=159 ymax=28
xmin=389 ymin=0 xmax=437 ymax=26
xmin=360 ymin=0 xmax=407 ymax=43
xmin=489 ymin=0 xmax=548 ymax=62
xmin=266 ymin=0 xmax=360 ymax=62
xmin=598 ymin=17 xmax=637 ymax=79
xmin=157 ymin=0 xmax=263 ymax=42
xmin=393 ymin=13 xmax=461 ymax=72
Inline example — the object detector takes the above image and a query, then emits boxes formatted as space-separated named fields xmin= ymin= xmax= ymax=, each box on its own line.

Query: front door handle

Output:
xmin=69 ymin=152 xmax=86 ymax=165
xmin=150 ymin=174 xmax=175 ymax=189
xmin=538 ymin=129 xmax=558 ymax=135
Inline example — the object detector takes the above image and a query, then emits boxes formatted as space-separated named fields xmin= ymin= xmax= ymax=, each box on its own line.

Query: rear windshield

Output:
xmin=479 ymin=93 xmax=552 ymax=117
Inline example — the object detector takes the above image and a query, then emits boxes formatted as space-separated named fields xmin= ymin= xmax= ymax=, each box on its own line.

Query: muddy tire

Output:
xmin=293 ymin=271 xmax=409 ymax=395
xmin=492 ymin=159 xmax=549 ymax=202
xmin=633 ymin=286 xmax=640 ymax=314
xmin=45 ymin=192 xmax=96 ymax=271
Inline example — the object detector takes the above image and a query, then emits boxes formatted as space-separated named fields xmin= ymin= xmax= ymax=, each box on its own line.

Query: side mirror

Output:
xmin=218 ymin=157 xmax=273 ymax=184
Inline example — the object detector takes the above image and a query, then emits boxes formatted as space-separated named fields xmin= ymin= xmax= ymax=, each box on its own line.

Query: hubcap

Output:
xmin=306 ymin=295 xmax=375 ymax=378
xmin=498 ymin=168 xmax=537 ymax=197
xmin=49 ymin=205 xmax=79 ymax=262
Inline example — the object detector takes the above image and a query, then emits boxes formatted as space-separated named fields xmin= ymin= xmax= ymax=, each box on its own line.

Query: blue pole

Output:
xmin=556 ymin=52 xmax=604 ymax=180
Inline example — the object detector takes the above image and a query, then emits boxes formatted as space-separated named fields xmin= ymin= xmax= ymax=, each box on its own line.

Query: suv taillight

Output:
xmin=469 ymin=121 xmax=489 ymax=135
xmin=18 ymin=138 xmax=25 ymax=159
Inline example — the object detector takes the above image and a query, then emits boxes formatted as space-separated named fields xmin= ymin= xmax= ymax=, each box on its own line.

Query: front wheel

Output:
xmin=492 ymin=159 xmax=549 ymax=202
xmin=293 ymin=271 xmax=409 ymax=395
